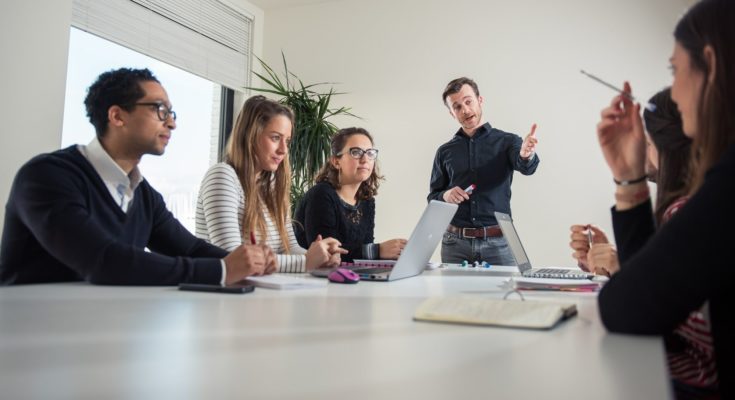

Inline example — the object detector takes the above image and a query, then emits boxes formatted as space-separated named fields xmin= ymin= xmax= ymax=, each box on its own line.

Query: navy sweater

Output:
xmin=0 ymin=146 xmax=227 ymax=285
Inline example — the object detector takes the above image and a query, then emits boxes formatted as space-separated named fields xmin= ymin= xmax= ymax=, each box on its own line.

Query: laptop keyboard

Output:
xmin=351 ymin=267 xmax=392 ymax=275
xmin=530 ymin=268 xmax=590 ymax=279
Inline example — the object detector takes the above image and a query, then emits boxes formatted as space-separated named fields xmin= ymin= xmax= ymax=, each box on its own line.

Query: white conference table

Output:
xmin=0 ymin=268 xmax=671 ymax=399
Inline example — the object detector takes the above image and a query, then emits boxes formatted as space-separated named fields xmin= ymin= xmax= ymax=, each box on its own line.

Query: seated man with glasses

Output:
xmin=0 ymin=67 xmax=275 ymax=285
xmin=294 ymin=127 xmax=407 ymax=261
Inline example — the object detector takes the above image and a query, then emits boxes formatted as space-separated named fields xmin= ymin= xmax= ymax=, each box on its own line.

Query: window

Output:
xmin=61 ymin=28 xmax=221 ymax=233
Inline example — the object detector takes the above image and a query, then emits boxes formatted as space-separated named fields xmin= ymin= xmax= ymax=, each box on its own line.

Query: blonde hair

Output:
xmin=225 ymin=95 xmax=295 ymax=251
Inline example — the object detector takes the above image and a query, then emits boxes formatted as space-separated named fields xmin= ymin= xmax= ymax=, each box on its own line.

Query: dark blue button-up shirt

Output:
xmin=427 ymin=122 xmax=540 ymax=227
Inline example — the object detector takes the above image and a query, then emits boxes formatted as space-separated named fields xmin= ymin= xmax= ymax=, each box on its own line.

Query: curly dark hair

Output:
xmin=84 ymin=68 xmax=160 ymax=136
xmin=313 ymin=127 xmax=384 ymax=201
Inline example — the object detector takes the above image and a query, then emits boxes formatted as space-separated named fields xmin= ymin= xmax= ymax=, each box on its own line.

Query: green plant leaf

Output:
xmin=248 ymin=53 xmax=359 ymax=216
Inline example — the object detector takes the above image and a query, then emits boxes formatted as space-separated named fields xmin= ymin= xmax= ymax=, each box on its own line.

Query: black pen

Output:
xmin=580 ymin=70 xmax=656 ymax=112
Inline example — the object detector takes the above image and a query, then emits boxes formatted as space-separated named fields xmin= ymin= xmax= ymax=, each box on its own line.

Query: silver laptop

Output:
xmin=494 ymin=212 xmax=593 ymax=279
xmin=313 ymin=200 xmax=458 ymax=281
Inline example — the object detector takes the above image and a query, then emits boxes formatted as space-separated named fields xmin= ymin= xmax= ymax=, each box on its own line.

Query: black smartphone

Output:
xmin=178 ymin=283 xmax=255 ymax=294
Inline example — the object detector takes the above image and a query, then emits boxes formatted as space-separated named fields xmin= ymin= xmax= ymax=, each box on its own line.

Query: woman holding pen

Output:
xmin=294 ymin=127 xmax=407 ymax=262
xmin=195 ymin=95 xmax=345 ymax=273
xmin=570 ymin=88 xmax=693 ymax=276
xmin=573 ymin=89 xmax=719 ymax=396
xmin=595 ymin=0 xmax=735 ymax=397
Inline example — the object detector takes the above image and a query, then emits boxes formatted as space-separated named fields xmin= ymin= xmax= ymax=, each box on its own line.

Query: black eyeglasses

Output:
xmin=337 ymin=147 xmax=379 ymax=160
xmin=134 ymin=102 xmax=177 ymax=121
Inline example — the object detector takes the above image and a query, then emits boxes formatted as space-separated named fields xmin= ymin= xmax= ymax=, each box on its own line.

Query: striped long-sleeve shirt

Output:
xmin=195 ymin=163 xmax=307 ymax=273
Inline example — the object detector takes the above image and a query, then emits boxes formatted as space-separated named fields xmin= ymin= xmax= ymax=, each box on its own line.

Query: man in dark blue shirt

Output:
xmin=0 ymin=68 xmax=275 ymax=285
xmin=428 ymin=77 xmax=540 ymax=265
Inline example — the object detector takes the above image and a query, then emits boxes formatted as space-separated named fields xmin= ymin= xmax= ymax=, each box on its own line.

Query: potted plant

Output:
xmin=248 ymin=53 xmax=357 ymax=214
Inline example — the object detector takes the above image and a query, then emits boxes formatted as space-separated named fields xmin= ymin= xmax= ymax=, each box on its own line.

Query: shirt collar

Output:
xmin=455 ymin=122 xmax=492 ymax=139
xmin=79 ymin=137 xmax=144 ymax=192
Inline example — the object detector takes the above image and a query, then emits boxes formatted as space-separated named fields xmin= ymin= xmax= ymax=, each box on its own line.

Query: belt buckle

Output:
xmin=462 ymin=227 xmax=485 ymax=238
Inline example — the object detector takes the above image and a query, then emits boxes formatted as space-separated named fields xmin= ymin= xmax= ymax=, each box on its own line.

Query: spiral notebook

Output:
xmin=413 ymin=296 xmax=577 ymax=330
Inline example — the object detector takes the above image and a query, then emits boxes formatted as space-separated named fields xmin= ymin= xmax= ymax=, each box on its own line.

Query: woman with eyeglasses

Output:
xmin=195 ymin=95 xmax=345 ymax=273
xmin=294 ymin=127 xmax=407 ymax=262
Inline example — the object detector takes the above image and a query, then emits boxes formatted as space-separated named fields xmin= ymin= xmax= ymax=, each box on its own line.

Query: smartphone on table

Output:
xmin=178 ymin=282 xmax=255 ymax=294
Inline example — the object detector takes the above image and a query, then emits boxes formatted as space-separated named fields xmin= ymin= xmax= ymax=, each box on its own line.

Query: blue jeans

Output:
xmin=441 ymin=231 xmax=516 ymax=265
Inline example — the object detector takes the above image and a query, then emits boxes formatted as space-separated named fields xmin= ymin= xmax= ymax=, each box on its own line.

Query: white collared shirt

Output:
xmin=78 ymin=137 xmax=227 ymax=285
xmin=78 ymin=137 xmax=143 ymax=213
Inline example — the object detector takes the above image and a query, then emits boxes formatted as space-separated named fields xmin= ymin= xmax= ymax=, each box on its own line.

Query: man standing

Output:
xmin=428 ymin=77 xmax=539 ymax=265
xmin=0 ymin=68 xmax=275 ymax=285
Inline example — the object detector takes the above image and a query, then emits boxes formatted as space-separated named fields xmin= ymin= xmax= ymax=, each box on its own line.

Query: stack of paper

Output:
xmin=510 ymin=277 xmax=601 ymax=292
xmin=246 ymin=274 xmax=327 ymax=290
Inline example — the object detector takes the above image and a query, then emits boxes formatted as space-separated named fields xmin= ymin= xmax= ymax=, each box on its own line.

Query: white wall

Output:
xmin=0 ymin=0 xmax=73 ymax=236
xmin=260 ymin=0 xmax=689 ymax=265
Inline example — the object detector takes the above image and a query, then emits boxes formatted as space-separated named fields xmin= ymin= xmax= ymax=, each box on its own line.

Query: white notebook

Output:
xmin=246 ymin=274 xmax=327 ymax=290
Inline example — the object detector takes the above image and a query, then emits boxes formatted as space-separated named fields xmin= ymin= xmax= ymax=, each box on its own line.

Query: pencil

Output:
xmin=580 ymin=70 xmax=657 ymax=112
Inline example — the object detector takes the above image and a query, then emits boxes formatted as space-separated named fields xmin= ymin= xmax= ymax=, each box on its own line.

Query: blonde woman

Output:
xmin=196 ymin=95 xmax=344 ymax=273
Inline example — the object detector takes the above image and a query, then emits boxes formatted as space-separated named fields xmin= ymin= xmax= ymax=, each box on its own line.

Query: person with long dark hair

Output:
xmin=572 ymin=88 xmax=717 ymax=395
xmin=570 ymin=87 xmax=693 ymax=276
xmin=595 ymin=0 xmax=735 ymax=397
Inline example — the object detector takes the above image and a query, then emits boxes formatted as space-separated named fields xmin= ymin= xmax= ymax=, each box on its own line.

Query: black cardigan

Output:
xmin=293 ymin=182 xmax=376 ymax=262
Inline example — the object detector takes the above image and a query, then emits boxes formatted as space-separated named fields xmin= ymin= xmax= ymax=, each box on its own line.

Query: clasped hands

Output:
xmin=569 ymin=224 xmax=619 ymax=277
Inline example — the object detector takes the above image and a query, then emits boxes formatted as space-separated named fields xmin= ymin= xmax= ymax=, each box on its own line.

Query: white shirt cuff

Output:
xmin=220 ymin=259 xmax=227 ymax=286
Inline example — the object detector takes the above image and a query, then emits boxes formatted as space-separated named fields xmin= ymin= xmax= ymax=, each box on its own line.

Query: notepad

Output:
xmin=413 ymin=296 xmax=577 ymax=330
xmin=245 ymin=274 xmax=327 ymax=290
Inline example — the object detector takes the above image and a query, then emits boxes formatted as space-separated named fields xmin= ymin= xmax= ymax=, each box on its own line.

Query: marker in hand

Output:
xmin=464 ymin=184 xmax=476 ymax=195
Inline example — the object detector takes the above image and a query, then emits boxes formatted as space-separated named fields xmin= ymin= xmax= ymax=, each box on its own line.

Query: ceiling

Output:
xmin=247 ymin=0 xmax=341 ymax=11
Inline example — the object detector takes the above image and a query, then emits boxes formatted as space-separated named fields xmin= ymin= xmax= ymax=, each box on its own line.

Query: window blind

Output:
xmin=72 ymin=0 xmax=252 ymax=90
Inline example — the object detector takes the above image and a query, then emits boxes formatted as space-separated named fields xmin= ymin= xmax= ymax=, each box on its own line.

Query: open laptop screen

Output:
xmin=494 ymin=212 xmax=530 ymax=267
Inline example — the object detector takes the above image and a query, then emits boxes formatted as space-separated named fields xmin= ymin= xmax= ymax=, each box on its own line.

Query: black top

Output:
xmin=599 ymin=143 xmax=735 ymax=398
xmin=427 ymin=123 xmax=539 ymax=227
xmin=0 ymin=146 xmax=227 ymax=285
xmin=293 ymin=182 xmax=376 ymax=262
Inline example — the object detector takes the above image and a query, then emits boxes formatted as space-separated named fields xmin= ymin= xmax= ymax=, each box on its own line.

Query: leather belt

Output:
xmin=447 ymin=224 xmax=503 ymax=238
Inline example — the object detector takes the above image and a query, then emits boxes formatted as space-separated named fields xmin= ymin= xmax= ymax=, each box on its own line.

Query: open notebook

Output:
xmin=414 ymin=296 xmax=577 ymax=330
